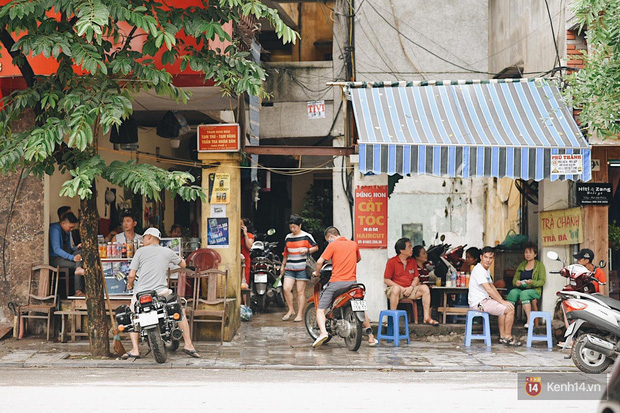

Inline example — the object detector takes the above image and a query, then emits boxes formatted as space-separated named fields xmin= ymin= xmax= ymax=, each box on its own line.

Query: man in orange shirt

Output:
xmin=312 ymin=226 xmax=376 ymax=348
xmin=574 ymin=248 xmax=608 ymax=295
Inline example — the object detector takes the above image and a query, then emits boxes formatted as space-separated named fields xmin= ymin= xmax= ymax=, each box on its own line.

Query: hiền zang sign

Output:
xmin=540 ymin=207 xmax=583 ymax=246
xmin=197 ymin=124 xmax=240 ymax=152
xmin=576 ymin=183 xmax=612 ymax=205
xmin=354 ymin=186 xmax=387 ymax=248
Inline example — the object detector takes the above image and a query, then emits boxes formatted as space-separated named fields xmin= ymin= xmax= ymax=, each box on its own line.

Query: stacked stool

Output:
xmin=526 ymin=311 xmax=553 ymax=349
xmin=377 ymin=310 xmax=410 ymax=346
xmin=464 ymin=310 xmax=491 ymax=346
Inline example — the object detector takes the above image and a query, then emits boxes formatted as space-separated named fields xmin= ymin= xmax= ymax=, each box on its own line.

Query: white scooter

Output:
xmin=548 ymin=251 xmax=620 ymax=374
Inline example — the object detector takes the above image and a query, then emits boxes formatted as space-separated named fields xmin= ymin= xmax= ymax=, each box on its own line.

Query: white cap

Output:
xmin=143 ymin=227 xmax=161 ymax=239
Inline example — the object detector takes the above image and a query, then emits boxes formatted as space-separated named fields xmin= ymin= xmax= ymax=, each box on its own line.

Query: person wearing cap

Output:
xmin=123 ymin=227 xmax=200 ymax=359
xmin=574 ymin=248 xmax=608 ymax=295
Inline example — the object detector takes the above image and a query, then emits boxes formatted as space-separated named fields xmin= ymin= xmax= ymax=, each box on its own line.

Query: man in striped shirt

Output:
xmin=280 ymin=215 xmax=318 ymax=322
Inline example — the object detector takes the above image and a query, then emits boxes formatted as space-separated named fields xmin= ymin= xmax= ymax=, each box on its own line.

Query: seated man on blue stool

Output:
xmin=384 ymin=238 xmax=438 ymax=325
xmin=468 ymin=246 xmax=522 ymax=346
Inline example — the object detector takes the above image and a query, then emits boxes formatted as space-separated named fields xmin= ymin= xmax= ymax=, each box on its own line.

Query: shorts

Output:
xmin=472 ymin=298 xmax=506 ymax=316
xmin=385 ymin=285 xmax=420 ymax=300
xmin=506 ymin=288 xmax=540 ymax=304
xmin=284 ymin=269 xmax=310 ymax=281
xmin=318 ymin=281 xmax=356 ymax=310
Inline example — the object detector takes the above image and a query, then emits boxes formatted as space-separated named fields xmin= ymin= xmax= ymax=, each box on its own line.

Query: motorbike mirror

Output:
xmin=546 ymin=251 xmax=560 ymax=261
xmin=599 ymin=260 xmax=607 ymax=269
xmin=267 ymin=228 xmax=276 ymax=236
xmin=440 ymin=235 xmax=445 ymax=242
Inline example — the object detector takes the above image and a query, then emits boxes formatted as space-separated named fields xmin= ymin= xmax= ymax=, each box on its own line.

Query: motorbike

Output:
xmin=114 ymin=274 xmax=185 ymax=364
xmin=547 ymin=251 xmax=619 ymax=374
xmin=249 ymin=230 xmax=285 ymax=312
xmin=303 ymin=262 xmax=369 ymax=351
xmin=423 ymin=234 xmax=466 ymax=284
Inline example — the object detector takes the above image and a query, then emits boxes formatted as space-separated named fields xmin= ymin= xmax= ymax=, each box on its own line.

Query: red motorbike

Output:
xmin=303 ymin=262 xmax=369 ymax=351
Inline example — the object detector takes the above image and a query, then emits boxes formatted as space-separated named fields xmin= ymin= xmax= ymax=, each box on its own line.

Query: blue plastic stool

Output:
xmin=526 ymin=311 xmax=553 ymax=349
xmin=377 ymin=310 xmax=410 ymax=346
xmin=464 ymin=310 xmax=491 ymax=346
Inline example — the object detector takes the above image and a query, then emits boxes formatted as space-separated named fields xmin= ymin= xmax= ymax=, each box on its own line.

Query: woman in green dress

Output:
xmin=506 ymin=242 xmax=546 ymax=328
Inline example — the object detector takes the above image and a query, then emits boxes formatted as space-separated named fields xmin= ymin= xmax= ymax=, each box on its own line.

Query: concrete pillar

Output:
xmin=537 ymin=180 xmax=570 ymax=314
xmin=347 ymin=155 xmax=389 ymax=321
xmin=197 ymin=152 xmax=241 ymax=340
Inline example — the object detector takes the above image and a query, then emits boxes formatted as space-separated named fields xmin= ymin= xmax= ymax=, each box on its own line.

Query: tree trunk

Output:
xmin=80 ymin=181 xmax=110 ymax=357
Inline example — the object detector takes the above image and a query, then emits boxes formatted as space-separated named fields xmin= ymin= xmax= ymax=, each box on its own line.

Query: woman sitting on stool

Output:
xmin=506 ymin=242 xmax=546 ymax=328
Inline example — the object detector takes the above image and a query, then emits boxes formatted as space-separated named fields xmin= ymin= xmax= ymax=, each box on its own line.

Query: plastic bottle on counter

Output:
xmin=466 ymin=273 xmax=470 ymax=288
xmin=107 ymin=242 xmax=112 ymax=258
xmin=451 ymin=270 xmax=457 ymax=288
xmin=121 ymin=243 xmax=127 ymax=258
xmin=127 ymin=241 xmax=133 ymax=258
xmin=116 ymin=242 xmax=122 ymax=258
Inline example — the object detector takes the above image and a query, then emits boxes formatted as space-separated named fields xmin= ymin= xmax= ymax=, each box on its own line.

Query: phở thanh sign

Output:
xmin=550 ymin=154 xmax=583 ymax=176
xmin=540 ymin=207 xmax=583 ymax=246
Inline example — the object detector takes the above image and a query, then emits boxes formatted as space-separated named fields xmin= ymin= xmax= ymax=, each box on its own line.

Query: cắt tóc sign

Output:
xmin=354 ymin=186 xmax=387 ymax=248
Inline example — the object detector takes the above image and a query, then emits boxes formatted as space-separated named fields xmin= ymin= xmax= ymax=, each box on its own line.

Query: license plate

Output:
xmin=138 ymin=312 xmax=159 ymax=327
xmin=350 ymin=300 xmax=367 ymax=311
xmin=254 ymin=273 xmax=268 ymax=283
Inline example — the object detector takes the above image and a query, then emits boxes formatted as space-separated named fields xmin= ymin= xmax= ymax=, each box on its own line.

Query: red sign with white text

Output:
xmin=197 ymin=124 xmax=240 ymax=152
xmin=354 ymin=186 xmax=388 ymax=249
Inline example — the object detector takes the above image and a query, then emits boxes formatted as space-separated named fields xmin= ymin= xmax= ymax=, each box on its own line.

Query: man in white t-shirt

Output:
xmin=468 ymin=246 xmax=521 ymax=346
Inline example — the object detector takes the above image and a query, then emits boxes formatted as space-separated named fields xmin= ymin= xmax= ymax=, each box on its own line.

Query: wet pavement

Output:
xmin=0 ymin=308 xmax=579 ymax=372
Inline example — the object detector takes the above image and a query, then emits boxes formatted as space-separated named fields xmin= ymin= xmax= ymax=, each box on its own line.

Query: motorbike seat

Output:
xmin=330 ymin=283 xmax=366 ymax=301
xmin=136 ymin=290 xmax=158 ymax=299
xmin=164 ymin=293 xmax=178 ymax=303
xmin=591 ymin=293 xmax=620 ymax=311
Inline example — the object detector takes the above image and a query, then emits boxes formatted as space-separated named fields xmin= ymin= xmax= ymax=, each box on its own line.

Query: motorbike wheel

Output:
xmin=166 ymin=339 xmax=180 ymax=352
xmin=343 ymin=306 xmax=363 ymax=352
xmin=256 ymin=294 xmax=267 ymax=313
xmin=275 ymin=288 xmax=286 ymax=308
xmin=146 ymin=327 xmax=168 ymax=364
xmin=304 ymin=302 xmax=331 ymax=344
xmin=572 ymin=334 xmax=613 ymax=374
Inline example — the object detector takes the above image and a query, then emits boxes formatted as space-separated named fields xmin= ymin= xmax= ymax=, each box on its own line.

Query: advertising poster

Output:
xmin=576 ymin=183 xmax=612 ymax=205
xmin=207 ymin=217 xmax=229 ymax=248
xmin=354 ymin=185 xmax=388 ymax=248
xmin=540 ymin=207 xmax=583 ymax=246
xmin=550 ymin=154 xmax=583 ymax=176
xmin=208 ymin=173 xmax=231 ymax=204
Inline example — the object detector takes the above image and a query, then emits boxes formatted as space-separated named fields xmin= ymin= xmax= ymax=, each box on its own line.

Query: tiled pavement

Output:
xmin=0 ymin=309 xmax=577 ymax=371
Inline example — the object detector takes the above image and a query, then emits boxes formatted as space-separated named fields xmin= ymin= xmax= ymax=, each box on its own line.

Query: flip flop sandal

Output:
xmin=505 ymin=337 xmax=523 ymax=347
xmin=183 ymin=349 xmax=201 ymax=358
xmin=121 ymin=352 xmax=140 ymax=360
xmin=498 ymin=337 xmax=509 ymax=345
xmin=424 ymin=319 xmax=439 ymax=326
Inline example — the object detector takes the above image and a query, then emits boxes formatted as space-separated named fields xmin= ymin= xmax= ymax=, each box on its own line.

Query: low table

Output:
xmin=432 ymin=286 xmax=506 ymax=323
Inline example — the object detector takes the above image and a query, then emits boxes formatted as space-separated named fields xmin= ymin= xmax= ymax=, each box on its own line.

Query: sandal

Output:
xmin=498 ymin=337 xmax=509 ymax=345
xmin=424 ymin=319 xmax=439 ymax=326
xmin=505 ymin=337 xmax=523 ymax=347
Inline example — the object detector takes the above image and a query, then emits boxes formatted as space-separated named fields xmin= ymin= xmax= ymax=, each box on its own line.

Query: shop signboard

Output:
xmin=207 ymin=217 xmax=229 ymax=248
xmin=550 ymin=154 xmax=583 ymax=177
xmin=208 ymin=172 xmax=231 ymax=204
xmin=197 ymin=124 xmax=240 ymax=152
xmin=576 ymin=183 xmax=612 ymax=205
xmin=540 ymin=207 xmax=583 ymax=246
xmin=307 ymin=100 xmax=325 ymax=119
xmin=354 ymin=185 xmax=387 ymax=248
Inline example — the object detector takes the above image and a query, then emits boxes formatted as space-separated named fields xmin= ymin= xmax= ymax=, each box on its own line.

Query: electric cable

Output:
xmin=544 ymin=0 xmax=563 ymax=79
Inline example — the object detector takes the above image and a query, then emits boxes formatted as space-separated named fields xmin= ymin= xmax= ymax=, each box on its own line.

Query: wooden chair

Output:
xmin=189 ymin=268 xmax=229 ymax=343
xmin=17 ymin=265 xmax=60 ymax=341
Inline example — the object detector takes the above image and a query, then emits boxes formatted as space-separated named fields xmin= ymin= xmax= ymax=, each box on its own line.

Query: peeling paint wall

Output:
xmin=389 ymin=176 xmax=487 ymax=251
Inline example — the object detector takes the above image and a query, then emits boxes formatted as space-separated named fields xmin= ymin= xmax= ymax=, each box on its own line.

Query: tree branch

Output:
xmin=0 ymin=29 xmax=36 ymax=88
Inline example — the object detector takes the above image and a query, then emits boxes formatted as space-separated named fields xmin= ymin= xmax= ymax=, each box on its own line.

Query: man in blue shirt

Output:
xmin=49 ymin=212 xmax=85 ymax=296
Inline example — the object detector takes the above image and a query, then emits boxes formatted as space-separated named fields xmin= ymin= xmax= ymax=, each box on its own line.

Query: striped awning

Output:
xmin=349 ymin=79 xmax=591 ymax=182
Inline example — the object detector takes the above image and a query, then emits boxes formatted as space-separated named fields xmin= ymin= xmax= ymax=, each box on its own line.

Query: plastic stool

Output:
xmin=464 ymin=310 xmax=491 ymax=346
xmin=526 ymin=311 xmax=553 ymax=349
xmin=377 ymin=310 xmax=410 ymax=346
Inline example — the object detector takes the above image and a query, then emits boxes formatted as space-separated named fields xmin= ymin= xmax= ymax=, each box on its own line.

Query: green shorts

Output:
xmin=506 ymin=288 xmax=540 ymax=304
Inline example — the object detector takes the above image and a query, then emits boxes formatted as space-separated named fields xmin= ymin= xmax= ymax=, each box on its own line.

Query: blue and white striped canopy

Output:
xmin=349 ymin=79 xmax=591 ymax=182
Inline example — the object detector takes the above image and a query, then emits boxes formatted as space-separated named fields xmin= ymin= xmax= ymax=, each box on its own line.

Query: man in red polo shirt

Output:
xmin=384 ymin=238 xmax=438 ymax=325
xmin=312 ymin=226 xmax=376 ymax=348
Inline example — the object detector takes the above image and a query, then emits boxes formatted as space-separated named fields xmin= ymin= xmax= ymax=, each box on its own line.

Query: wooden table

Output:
xmin=432 ymin=287 xmax=506 ymax=323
